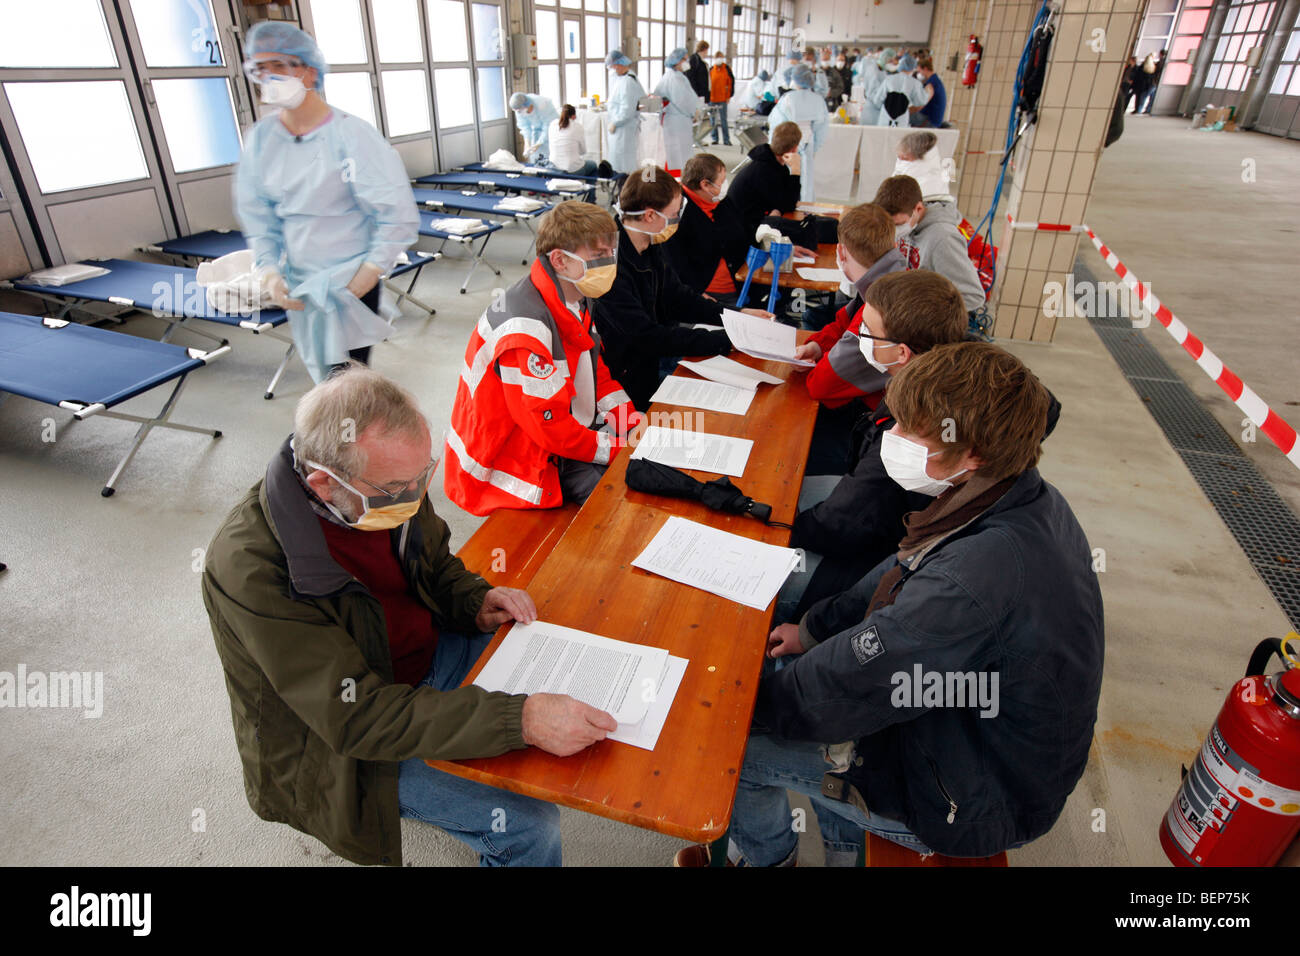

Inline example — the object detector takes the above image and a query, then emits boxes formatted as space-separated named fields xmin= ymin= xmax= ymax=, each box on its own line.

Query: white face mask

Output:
xmin=859 ymin=333 xmax=902 ymax=374
xmin=880 ymin=430 xmax=968 ymax=496
xmin=260 ymin=73 xmax=308 ymax=109
xmin=895 ymin=215 xmax=915 ymax=240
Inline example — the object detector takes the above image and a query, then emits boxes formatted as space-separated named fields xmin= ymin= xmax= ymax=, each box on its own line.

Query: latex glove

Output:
xmin=346 ymin=262 xmax=384 ymax=299
xmin=261 ymin=269 xmax=304 ymax=311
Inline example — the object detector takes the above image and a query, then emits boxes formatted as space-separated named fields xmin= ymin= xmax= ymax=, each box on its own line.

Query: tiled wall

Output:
xmin=923 ymin=0 xmax=1143 ymax=341
xmin=992 ymin=0 xmax=1143 ymax=341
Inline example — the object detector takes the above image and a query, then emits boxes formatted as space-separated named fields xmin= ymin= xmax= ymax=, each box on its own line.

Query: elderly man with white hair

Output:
xmin=202 ymin=366 xmax=616 ymax=866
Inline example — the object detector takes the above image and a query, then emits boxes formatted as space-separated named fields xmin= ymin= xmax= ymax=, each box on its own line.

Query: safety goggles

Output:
xmin=560 ymin=249 xmax=617 ymax=271
xmin=305 ymin=456 xmax=438 ymax=508
xmin=243 ymin=57 xmax=307 ymax=82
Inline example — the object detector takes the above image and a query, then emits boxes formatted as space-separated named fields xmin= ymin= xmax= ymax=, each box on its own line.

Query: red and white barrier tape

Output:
xmin=1005 ymin=215 xmax=1300 ymax=468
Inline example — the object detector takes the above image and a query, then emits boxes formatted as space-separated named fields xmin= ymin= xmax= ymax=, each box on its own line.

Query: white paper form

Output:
xmin=796 ymin=202 xmax=844 ymax=215
xmin=720 ymin=309 xmax=815 ymax=367
xmin=796 ymin=267 xmax=845 ymax=283
xmin=630 ymin=425 xmax=753 ymax=477
xmin=649 ymin=375 xmax=754 ymax=415
xmin=607 ymin=655 xmax=688 ymax=751
xmin=473 ymin=621 xmax=667 ymax=724
xmin=631 ymin=516 xmax=802 ymax=611
xmin=678 ymin=355 xmax=783 ymax=390
xmin=791 ymin=253 xmax=816 ymax=264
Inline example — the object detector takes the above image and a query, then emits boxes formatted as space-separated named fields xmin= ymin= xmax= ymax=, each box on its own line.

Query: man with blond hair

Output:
xmin=203 ymin=365 xmax=617 ymax=866
xmin=445 ymin=201 xmax=640 ymax=513
xmin=677 ymin=342 xmax=1103 ymax=865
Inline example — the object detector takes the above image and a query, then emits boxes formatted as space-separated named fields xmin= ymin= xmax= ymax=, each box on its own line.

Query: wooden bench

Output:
xmin=455 ymin=503 xmax=580 ymax=589
xmin=859 ymin=832 xmax=1008 ymax=867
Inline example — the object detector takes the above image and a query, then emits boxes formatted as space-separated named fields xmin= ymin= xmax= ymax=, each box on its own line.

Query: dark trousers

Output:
xmin=330 ymin=283 xmax=380 ymax=373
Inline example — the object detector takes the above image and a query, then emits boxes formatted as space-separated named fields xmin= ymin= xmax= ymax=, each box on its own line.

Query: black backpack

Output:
xmin=883 ymin=91 xmax=910 ymax=124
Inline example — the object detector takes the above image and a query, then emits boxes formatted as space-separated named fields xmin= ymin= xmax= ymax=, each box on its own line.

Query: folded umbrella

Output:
xmin=625 ymin=458 xmax=774 ymax=524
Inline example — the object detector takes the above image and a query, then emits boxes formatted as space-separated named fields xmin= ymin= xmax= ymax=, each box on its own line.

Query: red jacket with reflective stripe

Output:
xmin=444 ymin=258 xmax=638 ymax=515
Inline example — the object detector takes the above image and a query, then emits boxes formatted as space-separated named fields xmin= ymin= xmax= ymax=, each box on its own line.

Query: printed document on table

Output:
xmin=796 ymin=267 xmax=845 ymax=283
xmin=649 ymin=375 xmax=754 ymax=415
xmin=721 ymin=309 xmax=814 ymax=366
xmin=678 ymin=355 xmax=783 ymax=390
xmin=608 ymin=655 xmax=688 ymax=751
xmin=631 ymin=516 xmax=802 ymax=611
xmin=473 ymin=621 xmax=667 ymax=724
xmin=630 ymin=425 xmax=753 ymax=477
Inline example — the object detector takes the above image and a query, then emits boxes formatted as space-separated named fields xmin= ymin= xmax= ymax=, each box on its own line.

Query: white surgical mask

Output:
xmin=859 ymin=334 xmax=902 ymax=374
xmin=260 ymin=73 xmax=308 ymax=109
xmin=895 ymin=216 xmax=915 ymax=240
xmin=880 ymin=430 xmax=967 ymax=497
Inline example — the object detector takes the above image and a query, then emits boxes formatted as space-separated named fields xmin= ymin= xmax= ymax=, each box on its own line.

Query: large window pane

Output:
xmin=537 ymin=11 xmax=559 ymax=59
xmin=477 ymin=66 xmax=506 ymax=119
xmin=373 ymin=0 xmax=425 ymax=62
xmin=608 ymin=18 xmax=621 ymax=54
xmin=323 ymin=72 xmax=377 ymax=126
xmin=564 ymin=20 xmax=581 ymax=59
xmin=586 ymin=61 xmax=606 ymax=101
xmin=6 ymin=81 xmax=147 ymax=193
xmin=1270 ymin=64 xmax=1292 ymax=94
xmin=434 ymin=67 xmax=474 ymax=126
xmin=586 ymin=16 xmax=607 ymax=58
xmin=1288 ymin=65 xmax=1300 ymax=94
xmin=472 ymin=4 xmax=504 ymax=60
xmin=0 ymin=0 xmax=117 ymax=68
xmin=427 ymin=0 xmax=469 ymax=61
xmin=154 ymin=78 xmax=241 ymax=172
xmin=538 ymin=64 xmax=562 ymax=105
xmin=382 ymin=69 xmax=431 ymax=133
xmin=311 ymin=0 xmax=370 ymax=64
xmin=565 ymin=62 xmax=581 ymax=99
xmin=130 ymin=0 xmax=223 ymax=67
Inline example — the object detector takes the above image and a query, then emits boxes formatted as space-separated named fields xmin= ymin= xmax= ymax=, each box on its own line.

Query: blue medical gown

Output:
xmin=654 ymin=69 xmax=700 ymax=173
xmin=868 ymin=72 xmax=927 ymax=126
xmin=607 ymin=73 xmax=646 ymax=174
xmin=769 ymin=90 xmax=828 ymax=202
xmin=516 ymin=95 xmax=559 ymax=160
xmin=235 ymin=109 xmax=420 ymax=382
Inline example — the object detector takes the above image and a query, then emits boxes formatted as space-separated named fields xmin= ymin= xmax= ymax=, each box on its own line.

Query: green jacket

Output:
xmin=201 ymin=437 xmax=528 ymax=866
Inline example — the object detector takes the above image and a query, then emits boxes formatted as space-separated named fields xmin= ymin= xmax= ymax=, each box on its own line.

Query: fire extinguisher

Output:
xmin=1159 ymin=636 xmax=1300 ymax=866
xmin=962 ymin=35 xmax=982 ymax=87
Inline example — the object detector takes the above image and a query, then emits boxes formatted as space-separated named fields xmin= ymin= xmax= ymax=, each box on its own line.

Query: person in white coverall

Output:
xmin=605 ymin=50 xmax=645 ymax=175
xmin=769 ymin=65 xmax=828 ymax=203
xmin=509 ymin=92 xmax=559 ymax=163
xmin=654 ymin=47 xmax=701 ymax=175
xmin=869 ymin=53 xmax=926 ymax=127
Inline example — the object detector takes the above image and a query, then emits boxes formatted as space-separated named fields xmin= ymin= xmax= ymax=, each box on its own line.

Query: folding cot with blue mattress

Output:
xmin=410 ymin=188 xmax=551 ymax=264
xmin=414 ymin=170 xmax=596 ymax=202
xmin=457 ymin=162 xmax=615 ymax=200
xmin=416 ymin=212 xmax=503 ymax=293
xmin=140 ymin=231 xmax=441 ymax=319
xmin=0 ymin=311 xmax=226 ymax=496
xmin=3 ymin=258 xmax=298 ymax=399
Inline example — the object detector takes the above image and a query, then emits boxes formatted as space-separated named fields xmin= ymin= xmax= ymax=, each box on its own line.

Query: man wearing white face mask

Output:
xmin=235 ymin=21 xmax=419 ymax=383
xmin=677 ymin=342 xmax=1097 ymax=866
xmin=445 ymin=202 xmax=641 ymax=513
xmin=204 ymin=366 xmax=619 ymax=867
xmin=663 ymin=154 xmax=750 ymax=304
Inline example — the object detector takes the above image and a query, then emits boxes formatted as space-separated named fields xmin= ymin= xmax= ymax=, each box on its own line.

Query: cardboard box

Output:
xmin=1204 ymin=106 xmax=1233 ymax=125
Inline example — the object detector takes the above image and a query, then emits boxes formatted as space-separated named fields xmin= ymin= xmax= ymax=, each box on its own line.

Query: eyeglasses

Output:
xmin=243 ymin=57 xmax=307 ymax=82
xmin=351 ymin=457 xmax=439 ymax=504
xmin=857 ymin=331 xmax=898 ymax=347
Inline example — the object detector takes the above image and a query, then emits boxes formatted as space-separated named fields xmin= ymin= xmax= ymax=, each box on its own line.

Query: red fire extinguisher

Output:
xmin=962 ymin=35 xmax=982 ymax=87
xmin=1159 ymin=636 xmax=1300 ymax=866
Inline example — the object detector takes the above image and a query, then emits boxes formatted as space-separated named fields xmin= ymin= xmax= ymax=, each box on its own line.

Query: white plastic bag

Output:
xmin=195 ymin=249 xmax=272 ymax=314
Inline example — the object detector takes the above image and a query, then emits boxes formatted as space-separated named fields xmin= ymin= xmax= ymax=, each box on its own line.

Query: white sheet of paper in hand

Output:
xmin=678 ymin=355 xmax=784 ymax=390
xmin=649 ymin=375 xmax=754 ymax=415
xmin=630 ymin=425 xmax=753 ymax=477
xmin=608 ymin=655 xmax=688 ymax=751
xmin=631 ymin=516 xmax=802 ymax=611
xmin=472 ymin=620 xmax=667 ymax=724
xmin=796 ymin=267 xmax=845 ymax=282
xmin=720 ymin=309 xmax=814 ymax=366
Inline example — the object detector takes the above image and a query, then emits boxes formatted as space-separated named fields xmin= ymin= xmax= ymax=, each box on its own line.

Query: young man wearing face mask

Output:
xmin=235 ymin=21 xmax=419 ymax=383
xmin=444 ymin=202 xmax=640 ymax=513
xmin=203 ymin=366 xmax=619 ymax=868
xmin=873 ymin=174 xmax=986 ymax=315
xmin=676 ymin=342 xmax=1100 ymax=866
xmin=663 ymin=154 xmax=749 ymax=304
xmin=592 ymin=168 xmax=773 ymax=409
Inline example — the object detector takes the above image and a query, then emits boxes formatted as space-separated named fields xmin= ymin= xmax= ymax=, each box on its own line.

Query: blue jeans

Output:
xmin=397 ymin=630 xmax=562 ymax=866
xmin=709 ymin=102 xmax=731 ymax=144
xmin=547 ymin=159 xmax=598 ymax=176
xmin=730 ymin=731 xmax=933 ymax=866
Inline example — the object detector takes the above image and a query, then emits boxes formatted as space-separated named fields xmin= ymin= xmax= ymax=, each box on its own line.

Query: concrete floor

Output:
xmin=0 ymin=121 xmax=1296 ymax=867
